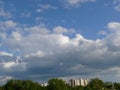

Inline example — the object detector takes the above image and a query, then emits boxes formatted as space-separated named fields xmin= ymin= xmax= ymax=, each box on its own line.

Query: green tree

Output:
xmin=3 ymin=79 xmax=44 ymax=90
xmin=0 ymin=86 xmax=4 ymax=90
xmin=48 ymin=78 xmax=67 ymax=90
xmin=114 ymin=82 xmax=120 ymax=90
xmin=75 ymin=86 xmax=84 ymax=90
xmin=88 ymin=78 xmax=105 ymax=90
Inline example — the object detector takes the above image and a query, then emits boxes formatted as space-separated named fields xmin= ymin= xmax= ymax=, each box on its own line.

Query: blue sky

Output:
xmin=3 ymin=0 xmax=120 ymax=39
xmin=0 ymin=0 xmax=120 ymax=84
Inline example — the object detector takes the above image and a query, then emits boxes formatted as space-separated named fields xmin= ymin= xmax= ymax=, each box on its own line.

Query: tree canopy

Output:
xmin=48 ymin=78 xmax=67 ymax=90
xmin=0 ymin=78 xmax=119 ymax=90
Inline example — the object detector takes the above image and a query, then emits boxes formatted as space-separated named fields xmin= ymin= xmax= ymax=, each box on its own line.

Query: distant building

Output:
xmin=69 ymin=79 xmax=75 ymax=87
xmin=68 ymin=78 xmax=89 ymax=87
xmin=84 ymin=79 xmax=89 ymax=86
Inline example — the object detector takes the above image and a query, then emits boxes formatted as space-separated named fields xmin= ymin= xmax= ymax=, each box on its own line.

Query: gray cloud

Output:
xmin=0 ymin=51 xmax=13 ymax=57
xmin=0 ymin=20 xmax=120 ymax=83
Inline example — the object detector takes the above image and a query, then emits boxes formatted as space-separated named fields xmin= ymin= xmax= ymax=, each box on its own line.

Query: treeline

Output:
xmin=0 ymin=78 xmax=120 ymax=90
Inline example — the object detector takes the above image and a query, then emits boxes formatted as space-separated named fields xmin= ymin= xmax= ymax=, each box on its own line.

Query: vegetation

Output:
xmin=0 ymin=78 xmax=119 ymax=90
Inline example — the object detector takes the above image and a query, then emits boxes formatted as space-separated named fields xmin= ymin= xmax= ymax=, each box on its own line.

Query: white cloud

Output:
xmin=0 ymin=8 xmax=12 ymax=18
xmin=53 ymin=26 xmax=75 ymax=34
xmin=113 ymin=0 xmax=120 ymax=11
xmin=11 ymin=31 xmax=22 ymax=41
xmin=0 ymin=0 xmax=12 ymax=18
xmin=24 ymin=25 xmax=49 ymax=35
xmin=38 ymin=4 xmax=55 ymax=9
xmin=0 ymin=32 xmax=6 ymax=40
xmin=4 ymin=20 xmax=17 ymax=28
xmin=53 ymin=26 xmax=69 ymax=34
xmin=0 ymin=20 xmax=17 ymax=31
xmin=115 ymin=4 xmax=120 ymax=11
xmin=0 ymin=51 xmax=13 ymax=57
xmin=36 ymin=4 xmax=57 ymax=13
xmin=35 ymin=17 xmax=47 ymax=23
xmin=1 ymin=20 xmax=120 ymax=82
xmin=25 ymin=51 xmax=45 ymax=58
xmin=97 ymin=30 xmax=108 ymax=36
xmin=65 ymin=0 xmax=81 ymax=6
xmin=108 ymin=22 xmax=120 ymax=31
xmin=62 ymin=0 xmax=96 ymax=7
xmin=0 ymin=60 xmax=26 ymax=72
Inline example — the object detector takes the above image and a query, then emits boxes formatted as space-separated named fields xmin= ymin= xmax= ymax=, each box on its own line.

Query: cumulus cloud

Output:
xmin=53 ymin=26 xmax=69 ymax=34
xmin=0 ymin=20 xmax=120 ymax=83
xmin=11 ymin=31 xmax=22 ymax=41
xmin=108 ymin=22 xmax=120 ymax=31
xmin=1 ymin=61 xmax=25 ymax=72
xmin=0 ymin=59 xmax=26 ymax=72
xmin=0 ymin=20 xmax=17 ymax=31
xmin=24 ymin=51 xmax=45 ymax=58
xmin=53 ymin=26 xmax=75 ymax=34
xmin=0 ymin=32 xmax=6 ymax=40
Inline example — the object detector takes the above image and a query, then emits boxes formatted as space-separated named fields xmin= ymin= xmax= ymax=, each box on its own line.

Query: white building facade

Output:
xmin=68 ymin=78 xmax=89 ymax=87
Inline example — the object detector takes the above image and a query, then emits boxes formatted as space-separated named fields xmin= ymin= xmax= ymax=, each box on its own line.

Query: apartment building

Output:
xmin=68 ymin=78 xmax=89 ymax=87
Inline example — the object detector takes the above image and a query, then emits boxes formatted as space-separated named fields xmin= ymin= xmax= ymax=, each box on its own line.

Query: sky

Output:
xmin=0 ymin=0 xmax=120 ymax=84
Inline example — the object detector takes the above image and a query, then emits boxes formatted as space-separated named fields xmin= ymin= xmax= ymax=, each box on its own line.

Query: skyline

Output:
xmin=0 ymin=0 xmax=120 ymax=84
